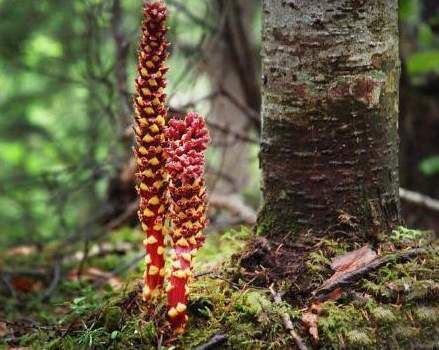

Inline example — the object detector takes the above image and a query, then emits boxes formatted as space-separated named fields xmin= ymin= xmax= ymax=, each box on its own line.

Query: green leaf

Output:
xmin=419 ymin=156 xmax=439 ymax=176
xmin=407 ymin=51 xmax=439 ymax=75
xmin=72 ymin=297 xmax=86 ymax=305
xmin=110 ymin=330 xmax=120 ymax=340
xmin=418 ymin=24 xmax=434 ymax=48
xmin=400 ymin=0 xmax=419 ymax=23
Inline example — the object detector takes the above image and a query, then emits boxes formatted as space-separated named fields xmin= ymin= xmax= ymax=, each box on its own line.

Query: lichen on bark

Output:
xmin=259 ymin=0 xmax=401 ymax=238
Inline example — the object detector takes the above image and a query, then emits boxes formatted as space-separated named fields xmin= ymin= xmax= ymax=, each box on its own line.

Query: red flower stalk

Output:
xmin=134 ymin=1 xmax=169 ymax=302
xmin=165 ymin=112 xmax=209 ymax=333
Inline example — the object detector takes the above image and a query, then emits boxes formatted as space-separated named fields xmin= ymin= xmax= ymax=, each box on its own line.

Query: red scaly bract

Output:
xmin=134 ymin=1 xmax=169 ymax=302
xmin=165 ymin=112 xmax=209 ymax=333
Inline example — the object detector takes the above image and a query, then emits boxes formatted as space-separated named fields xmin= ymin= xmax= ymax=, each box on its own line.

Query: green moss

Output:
xmin=180 ymin=279 xmax=291 ymax=349
xmin=318 ymin=302 xmax=370 ymax=348
xmin=306 ymin=250 xmax=332 ymax=274
xmin=389 ymin=226 xmax=429 ymax=243
xmin=370 ymin=306 xmax=397 ymax=323
xmin=345 ymin=329 xmax=374 ymax=348
xmin=103 ymin=306 xmax=122 ymax=332
xmin=414 ymin=306 xmax=439 ymax=323
xmin=6 ymin=227 xmax=439 ymax=350
xmin=255 ymin=207 xmax=298 ymax=236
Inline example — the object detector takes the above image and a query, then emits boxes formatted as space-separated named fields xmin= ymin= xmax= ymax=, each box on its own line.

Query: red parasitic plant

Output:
xmin=165 ymin=112 xmax=209 ymax=334
xmin=134 ymin=0 xmax=169 ymax=302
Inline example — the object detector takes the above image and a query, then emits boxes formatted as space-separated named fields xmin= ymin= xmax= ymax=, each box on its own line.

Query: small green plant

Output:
xmin=390 ymin=226 xmax=426 ymax=243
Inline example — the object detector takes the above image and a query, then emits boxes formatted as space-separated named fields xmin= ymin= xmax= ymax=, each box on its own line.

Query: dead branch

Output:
xmin=192 ymin=333 xmax=228 ymax=350
xmin=209 ymin=194 xmax=257 ymax=224
xmin=206 ymin=119 xmax=258 ymax=144
xmin=106 ymin=201 xmax=138 ymax=230
xmin=65 ymin=241 xmax=135 ymax=263
xmin=167 ymin=0 xmax=214 ymax=31
xmin=42 ymin=260 xmax=61 ymax=301
xmin=0 ymin=276 xmax=15 ymax=298
xmin=314 ymin=248 xmax=425 ymax=298
xmin=92 ymin=251 xmax=145 ymax=289
xmin=400 ymin=187 xmax=439 ymax=212
xmin=220 ymin=89 xmax=260 ymax=131
xmin=269 ymin=285 xmax=309 ymax=350
xmin=111 ymin=0 xmax=131 ymax=127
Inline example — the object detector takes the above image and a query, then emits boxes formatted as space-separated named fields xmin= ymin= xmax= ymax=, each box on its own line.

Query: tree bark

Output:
xmin=259 ymin=0 xmax=401 ymax=239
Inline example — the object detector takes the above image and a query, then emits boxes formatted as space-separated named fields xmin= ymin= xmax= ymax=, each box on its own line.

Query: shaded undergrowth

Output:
xmin=1 ymin=227 xmax=438 ymax=349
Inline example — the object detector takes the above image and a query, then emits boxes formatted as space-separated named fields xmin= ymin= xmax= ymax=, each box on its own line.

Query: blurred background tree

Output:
xmin=0 ymin=0 xmax=263 ymax=250
xmin=399 ymin=0 xmax=439 ymax=229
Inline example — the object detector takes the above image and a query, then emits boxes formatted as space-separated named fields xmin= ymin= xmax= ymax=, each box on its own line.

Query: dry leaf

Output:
xmin=310 ymin=301 xmax=323 ymax=314
xmin=67 ymin=267 xmax=122 ymax=290
xmin=5 ymin=246 xmax=36 ymax=257
xmin=331 ymin=245 xmax=377 ymax=272
xmin=302 ymin=311 xmax=319 ymax=343
xmin=337 ymin=210 xmax=358 ymax=228
xmin=10 ymin=277 xmax=43 ymax=293
xmin=0 ymin=322 xmax=8 ymax=338
xmin=325 ymin=287 xmax=343 ymax=301
xmin=328 ymin=245 xmax=377 ymax=281
xmin=302 ymin=301 xmax=323 ymax=344
xmin=317 ymin=245 xmax=378 ymax=295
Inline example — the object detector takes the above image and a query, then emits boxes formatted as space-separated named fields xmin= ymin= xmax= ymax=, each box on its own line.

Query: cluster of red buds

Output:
xmin=134 ymin=1 xmax=209 ymax=335
xmin=165 ymin=113 xmax=209 ymax=333
xmin=134 ymin=1 xmax=169 ymax=302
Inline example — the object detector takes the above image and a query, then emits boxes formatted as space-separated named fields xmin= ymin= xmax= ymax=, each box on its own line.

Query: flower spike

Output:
xmin=165 ymin=112 xmax=210 ymax=333
xmin=134 ymin=0 xmax=169 ymax=302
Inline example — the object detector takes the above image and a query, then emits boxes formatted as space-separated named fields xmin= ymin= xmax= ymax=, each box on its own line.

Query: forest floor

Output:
xmin=1 ymin=227 xmax=438 ymax=350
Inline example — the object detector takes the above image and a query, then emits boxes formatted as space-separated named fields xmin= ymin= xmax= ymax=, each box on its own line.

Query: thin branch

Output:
xmin=209 ymin=194 xmax=257 ymax=224
xmin=193 ymin=334 xmax=228 ymax=350
xmin=220 ymin=89 xmax=260 ymax=131
xmin=167 ymin=0 xmax=215 ymax=31
xmin=269 ymin=285 xmax=309 ymax=350
xmin=206 ymin=120 xmax=258 ymax=144
xmin=92 ymin=252 xmax=145 ymax=289
xmin=42 ymin=260 xmax=62 ymax=301
xmin=106 ymin=201 xmax=138 ymax=230
xmin=111 ymin=0 xmax=132 ymax=126
xmin=400 ymin=187 xmax=439 ymax=212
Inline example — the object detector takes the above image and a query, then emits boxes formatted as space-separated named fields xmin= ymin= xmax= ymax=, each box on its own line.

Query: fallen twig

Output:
xmin=400 ymin=187 xmax=439 ymax=212
xmin=209 ymin=194 xmax=257 ymax=224
xmin=106 ymin=201 xmax=138 ymax=230
xmin=0 ymin=276 xmax=15 ymax=298
xmin=192 ymin=333 xmax=228 ymax=350
xmin=314 ymin=248 xmax=425 ymax=298
xmin=66 ymin=242 xmax=135 ymax=263
xmin=92 ymin=251 xmax=145 ymax=289
xmin=42 ymin=260 xmax=62 ymax=301
xmin=194 ymin=269 xmax=216 ymax=278
xmin=269 ymin=285 xmax=309 ymax=350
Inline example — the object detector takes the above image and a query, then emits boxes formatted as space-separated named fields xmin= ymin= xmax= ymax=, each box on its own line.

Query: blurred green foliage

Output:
xmin=401 ymin=0 xmax=439 ymax=78
xmin=0 ymin=0 xmax=211 ymax=247
xmin=419 ymin=156 xmax=439 ymax=176
xmin=0 ymin=0 xmax=437 ymax=249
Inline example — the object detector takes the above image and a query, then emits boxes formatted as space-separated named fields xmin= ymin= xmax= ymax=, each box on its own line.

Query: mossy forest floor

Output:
xmin=1 ymin=227 xmax=438 ymax=349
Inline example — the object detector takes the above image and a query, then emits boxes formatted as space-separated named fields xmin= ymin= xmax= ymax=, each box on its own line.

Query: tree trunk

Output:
xmin=259 ymin=0 xmax=401 ymax=239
